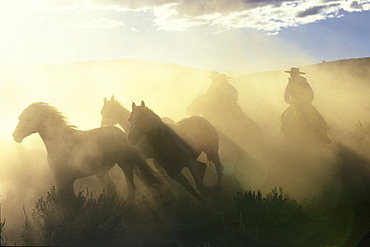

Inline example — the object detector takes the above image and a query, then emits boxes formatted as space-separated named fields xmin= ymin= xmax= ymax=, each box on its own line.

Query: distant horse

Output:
xmin=100 ymin=96 xmax=175 ymax=132
xmin=128 ymin=101 xmax=223 ymax=203
xmin=101 ymin=96 xmax=223 ymax=192
xmin=12 ymin=102 xmax=160 ymax=200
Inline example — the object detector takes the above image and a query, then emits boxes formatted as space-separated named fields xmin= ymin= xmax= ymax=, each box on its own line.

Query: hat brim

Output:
xmin=284 ymin=71 xmax=305 ymax=74
xmin=209 ymin=75 xmax=231 ymax=79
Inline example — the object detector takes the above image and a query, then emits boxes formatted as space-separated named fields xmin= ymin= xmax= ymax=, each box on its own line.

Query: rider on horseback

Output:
xmin=281 ymin=68 xmax=330 ymax=144
xmin=187 ymin=71 xmax=264 ymax=163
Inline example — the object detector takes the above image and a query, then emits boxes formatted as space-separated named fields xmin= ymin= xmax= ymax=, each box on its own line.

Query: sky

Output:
xmin=0 ymin=0 xmax=369 ymax=75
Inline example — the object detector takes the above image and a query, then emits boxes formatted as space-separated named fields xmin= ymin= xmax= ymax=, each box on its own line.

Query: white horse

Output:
xmin=13 ymin=102 xmax=160 ymax=199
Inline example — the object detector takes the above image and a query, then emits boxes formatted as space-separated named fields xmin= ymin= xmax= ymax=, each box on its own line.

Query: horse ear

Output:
xmin=132 ymin=102 xmax=137 ymax=109
xmin=111 ymin=95 xmax=115 ymax=101
xmin=104 ymin=97 xmax=107 ymax=104
xmin=141 ymin=101 xmax=145 ymax=108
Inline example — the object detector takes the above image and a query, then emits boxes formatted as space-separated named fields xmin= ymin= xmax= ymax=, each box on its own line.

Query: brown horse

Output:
xmin=101 ymin=96 xmax=224 ymax=192
xmin=127 ymin=101 xmax=223 ymax=203
xmin=12 ymin=102 xmax=160 ymax=200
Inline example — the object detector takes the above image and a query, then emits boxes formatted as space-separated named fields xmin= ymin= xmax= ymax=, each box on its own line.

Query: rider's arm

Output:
xmin=284 ymin=84 xmax=292 ymax=104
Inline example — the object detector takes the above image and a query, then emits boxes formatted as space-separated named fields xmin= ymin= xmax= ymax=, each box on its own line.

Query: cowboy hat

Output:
xmin=209 ymin=71 xmax=231 ymax=79
xmin=284 ymin=67 xmax=305 ymax=74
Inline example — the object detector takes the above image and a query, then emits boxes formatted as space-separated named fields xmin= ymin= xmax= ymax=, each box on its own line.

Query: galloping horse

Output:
xmin=101 ymin=96 xmax=223 ymax=192
xmin=127 ymin=101 xmax=221 ymax=204
xmin=12 ymin=102 xmax=160 ymax=200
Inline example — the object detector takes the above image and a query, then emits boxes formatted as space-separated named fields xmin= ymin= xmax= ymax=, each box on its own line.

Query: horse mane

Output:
xmin=144 ymin=106 xmax=165 ymax=130
xmin=28 ymin=102 xmax=76 ymax=128
xmin=143 ymin=106 xmax=194 ymax=156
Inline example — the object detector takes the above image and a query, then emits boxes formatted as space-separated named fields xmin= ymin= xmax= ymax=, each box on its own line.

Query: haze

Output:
xmin=1 ymin=58 xmax=370 ymax=244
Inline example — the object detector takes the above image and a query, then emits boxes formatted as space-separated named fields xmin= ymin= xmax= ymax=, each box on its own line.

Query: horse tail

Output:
xmin=130 ymin=148 xmax=162 ymax=187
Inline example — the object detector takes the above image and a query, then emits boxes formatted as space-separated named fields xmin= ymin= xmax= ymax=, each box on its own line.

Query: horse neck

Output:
xmin=38 ymin=122 xmax=74 ymax=148
xmin=143 ymin=117 xmax=166 ymax=143
xmin=146 ymin=126 xmax=167 ymax=148
xmin=116 ymin=105 xmax=131 ymax=133
xmin=146 ymin=122 xmax=194 ymax=158
xmin=147 ymin=122 xmax=182 ymax=150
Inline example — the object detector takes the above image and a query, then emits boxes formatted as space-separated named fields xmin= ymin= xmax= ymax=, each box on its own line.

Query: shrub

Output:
xmin=1 ymin=219 xmax=6 ymax=246
xmin=23 ymin=187 xmax=125 ymax=246
xmin=229 ymin=188 xmax=311 ymax=247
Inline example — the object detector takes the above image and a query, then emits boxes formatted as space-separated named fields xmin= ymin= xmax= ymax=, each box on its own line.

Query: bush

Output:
xmin=1 ymin=219 xmax=6 ymax=246
xmin=23 ymin=187 xmax=125 ymax=246
xmin=206 ymin=188 xmax=312 ymax=247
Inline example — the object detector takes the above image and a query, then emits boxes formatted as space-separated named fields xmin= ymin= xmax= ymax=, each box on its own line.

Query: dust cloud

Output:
xmin=0 ymin=60 xmax=212 ymax=244
xmin=231 ymin=59 xmax=370 ymax=201
xmin=1 ymin=58 xmax=370 ymax=245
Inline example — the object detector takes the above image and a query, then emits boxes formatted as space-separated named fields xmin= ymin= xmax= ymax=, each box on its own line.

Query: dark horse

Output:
xmin=281 ymin=104 xmax=331 ymax=145
xmin=12 ymin=102 xmax=160 ymax=200
xmin=101 ymin=96 xmax=224 ymax=193
xmin=127 ymin=101 xmax=222 ymax=203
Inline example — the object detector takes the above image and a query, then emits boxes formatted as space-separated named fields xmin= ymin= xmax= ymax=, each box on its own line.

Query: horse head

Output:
xmin=13 ymin=103 xmax=48 ymax=143
xmin=128 ymin=101 xmax=162 ymax=145
xmin=13 ymin=102 xmax=69 ymax=143
xmin=100 ymin=95 xmax=131 ymax=130
xmin=101 ymin=95 xmax=119 ymax=126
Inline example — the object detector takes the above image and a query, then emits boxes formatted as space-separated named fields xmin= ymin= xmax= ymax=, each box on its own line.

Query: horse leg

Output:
xmin=170 ymin=170 xmax=206 ymax=205
xmin=119 ymin=164 xmax=136 ymax=203
xmin=153 ymin=158 xmax=166 ymax=175
xmin=55 ymin=173 xmax=75 ymax=198
xmin=209 ymin=153 xmax=223 ymax=192
xmin=197 ymin=161 xmax=207 ymax=181
xmin=96 ymin=171 xmax=116 ymax=194
xmin=188 ymin=160 xmax=212 ymax=194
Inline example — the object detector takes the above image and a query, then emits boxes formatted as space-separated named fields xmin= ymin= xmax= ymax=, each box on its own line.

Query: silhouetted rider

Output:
xmin=281 ymin=67 xmax=330 ymax=144
xmin=187 ymin=71 xmax=263 ymax=157
xmin=284 ymin=68 xmax=314 ymax=106
xmin=207 ymin=71 xmax=238 ymax=103
xmin=187 ymin=71 xmax=245 ymax=123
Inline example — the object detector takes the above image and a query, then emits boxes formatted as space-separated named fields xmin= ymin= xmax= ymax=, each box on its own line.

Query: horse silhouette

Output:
xmin=280 ymin=104 xmax=331 ymax=145
xmin=101 ymin=96 xmax=224 ymax=192
xmin=127 ymin=101 xmax=223 ymax=204
xmin=12 ymin=102 xmax=160 ymax=200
